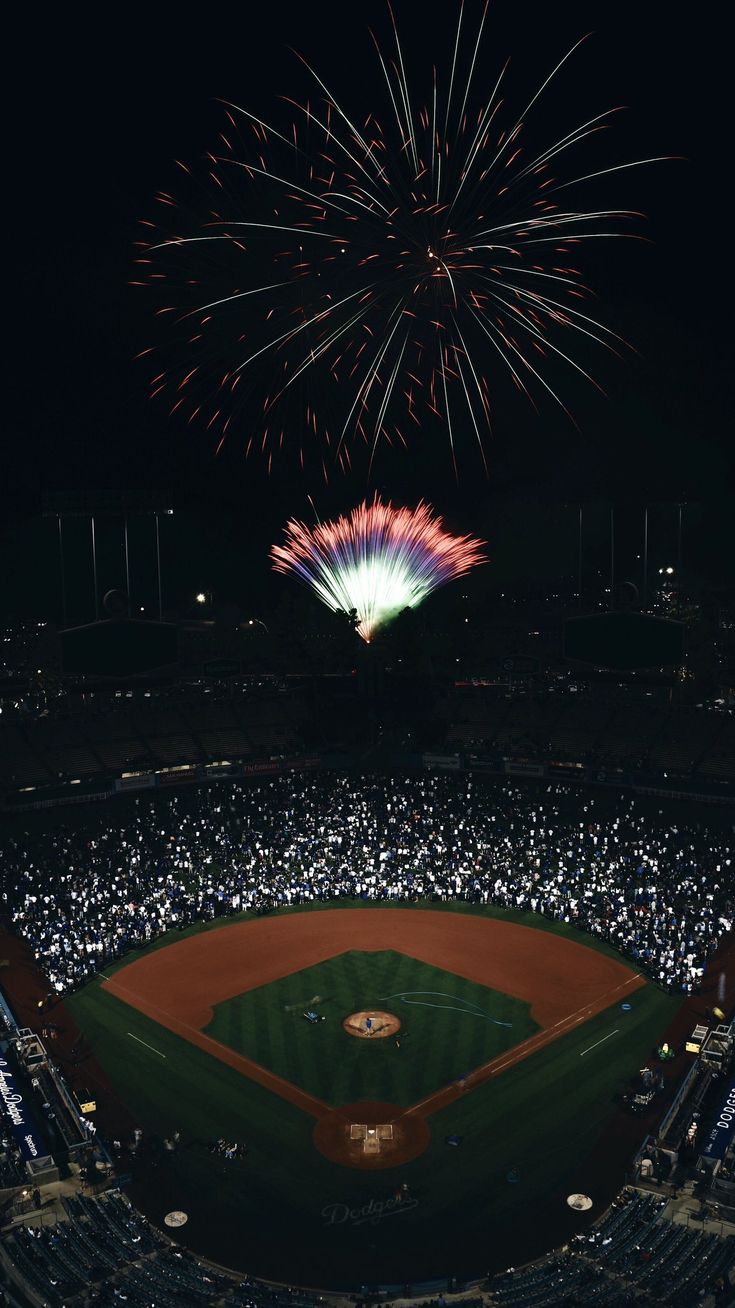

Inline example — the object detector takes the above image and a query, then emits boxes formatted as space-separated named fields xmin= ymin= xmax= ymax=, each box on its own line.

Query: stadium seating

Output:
xmin=2 ymin=1194 xmax=330 ymax=1307
xmin=444 ymin=687 xmax=735 ymax=787
xmin=2 ymin=1189 xmax=733 ymax=1308
xmin=2 ymin=672 xmax=734 ymax=793
xmin=0 ymin=725 xmax=53 ymax=785
xmin=486 ymin=1189 xmax=735 ymax=1305
xmin=0 ymin=683 xmax=308 ymax=792
xmin=698 ymin=715 xmax=735 ymax=782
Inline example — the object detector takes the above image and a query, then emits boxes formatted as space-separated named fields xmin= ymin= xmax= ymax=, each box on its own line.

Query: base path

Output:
xmin=104 ymin=907 xmax=644 ymax=1152
xmin=406 ymin=970 xmax=642 ymax=1120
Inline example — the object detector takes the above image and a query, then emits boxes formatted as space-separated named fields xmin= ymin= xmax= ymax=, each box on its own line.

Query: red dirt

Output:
xmin=313 ymin=1100 xmax=430 ymax=1170
xmin=407 ymin=969 xmax=643 ymax=1120
xmin=104 ymin=908 xmax=644 ymax=1164
xmin=343 ymin=1010 xmax=401 ymax=1039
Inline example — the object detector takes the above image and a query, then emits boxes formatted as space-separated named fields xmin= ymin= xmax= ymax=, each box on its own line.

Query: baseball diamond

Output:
xmin=63 ymin=902 xmax=677 ymax=1285
xmin=1 ymin=10 xmax=733 ymax=1300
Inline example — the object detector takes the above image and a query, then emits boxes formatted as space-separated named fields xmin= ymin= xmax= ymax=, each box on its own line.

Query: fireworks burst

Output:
xmin=271 ymin=497 xmax=486 ymax=641
xmin=135 ymin=3 xmax=667 ymax=479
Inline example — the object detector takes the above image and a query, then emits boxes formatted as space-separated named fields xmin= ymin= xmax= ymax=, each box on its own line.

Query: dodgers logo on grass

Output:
xmin=322 ymin=1195 xmax=419 ymax=1227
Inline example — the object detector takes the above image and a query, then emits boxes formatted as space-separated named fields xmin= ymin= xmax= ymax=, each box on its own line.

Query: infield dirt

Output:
xmin=103 ymin=907 xmax=644 ymax=1145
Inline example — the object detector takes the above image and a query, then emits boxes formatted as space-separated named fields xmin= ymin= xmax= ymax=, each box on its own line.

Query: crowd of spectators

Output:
xmin=1 ymin=773 xmax=734 ymax=997
xmin=489 ymin=1189 xmax=735 ymax=1306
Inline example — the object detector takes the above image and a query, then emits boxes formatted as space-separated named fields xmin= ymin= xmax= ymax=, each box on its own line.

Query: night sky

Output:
xmin=4 ymin=3 xmax=731 ymax=618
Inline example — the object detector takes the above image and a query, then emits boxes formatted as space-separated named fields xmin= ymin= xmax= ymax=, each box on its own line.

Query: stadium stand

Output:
xmin=1 ymin=623 xmax=734 ymax=1305
xmin=446 ymin=688 xmax=735 ymax=784
xmin=699 ymin=716 xmax=735 ymax=783
xmin=487 ymin=1190 xmax=735 ymax=1305
xmin=0 ymin=725 xmax=54 ymax=787
xmin=2 ymin=773 xmax=733 ymax=995
xmin=2 ymin=1189 xmax=733 ymax=1307
xmin=0 ymin=682 xmax=308 ymax=790
xmin=1 ymin=1192 xmax=328 ymax=1307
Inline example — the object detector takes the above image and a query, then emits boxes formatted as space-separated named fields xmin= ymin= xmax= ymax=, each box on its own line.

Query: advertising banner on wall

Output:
xmin=503 ymin=760 xmax=545 ymax=778
xmin=115 ymin=774 xmax=156 ymax=792
xmin=0 ymin=1055 xmax=50 ymax=1164
xmin=700 ymin=1073 xmax=735 ymax=1162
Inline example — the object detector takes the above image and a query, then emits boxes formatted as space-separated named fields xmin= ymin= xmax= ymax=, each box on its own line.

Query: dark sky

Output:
xmin=3 ymin=2 xmax=731 ymax=616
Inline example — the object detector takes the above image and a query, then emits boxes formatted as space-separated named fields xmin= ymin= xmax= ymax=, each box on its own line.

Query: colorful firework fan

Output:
xmin=135 ymin=3 xmax=668 ymax=478
xmin=271 ymin=498 xmax=486 ymax=641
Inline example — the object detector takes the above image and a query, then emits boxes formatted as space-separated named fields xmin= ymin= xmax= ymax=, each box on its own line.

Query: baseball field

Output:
xmin=66 ymin=900 xmax=680 ymax=1288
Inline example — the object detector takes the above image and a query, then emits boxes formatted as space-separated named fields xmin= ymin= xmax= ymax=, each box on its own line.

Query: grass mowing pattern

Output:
xmin=203 ymin=949 xmax=538 ymax=1106
xmin=65 ymin=986 xmax=313 ymax=1151
xmin=66 ymin=966 xmax=679 ymax=1286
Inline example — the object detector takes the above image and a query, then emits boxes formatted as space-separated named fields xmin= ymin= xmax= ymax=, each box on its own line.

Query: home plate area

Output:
xmin=350 ymin=1122 xmax=394 ymax=1154
xmin=313 ymin=1100 xmax=431 ymax=1169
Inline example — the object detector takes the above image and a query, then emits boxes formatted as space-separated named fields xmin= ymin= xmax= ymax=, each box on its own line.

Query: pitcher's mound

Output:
xmin=343 ymin=1010 xmax=400 ymax=1039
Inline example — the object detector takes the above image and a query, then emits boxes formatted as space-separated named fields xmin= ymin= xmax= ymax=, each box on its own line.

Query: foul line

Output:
xmin=406 ymin=972 xmax=643 ymax=1118
xmin=127 ymin=1032 xmax=166 ymax=1059
xmin=580 ymin=1029 xmax=619 ymax=1057
xmin=106 ymin=957 xmax=644 ymax=1125
xmin=109 ymin=977 xmax=329 ymax=1119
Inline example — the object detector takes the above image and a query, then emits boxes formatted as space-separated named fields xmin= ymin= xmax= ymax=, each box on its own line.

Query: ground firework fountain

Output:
xmin=271 ymin=497 xmax=486 ymax=640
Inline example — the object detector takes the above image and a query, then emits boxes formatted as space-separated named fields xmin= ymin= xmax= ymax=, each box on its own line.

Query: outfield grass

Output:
xmin=66 ymin=907 xmax=681 ymax=1287
xmin=204 ymin=948 xmax=538 ymax=1106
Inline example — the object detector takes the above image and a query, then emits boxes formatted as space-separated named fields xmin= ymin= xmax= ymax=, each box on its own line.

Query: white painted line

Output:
xmin=127 ymin=1033 xmax=166 ymax=1059
xmin=580 ymin=1030 xmax=619 ymax=1058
